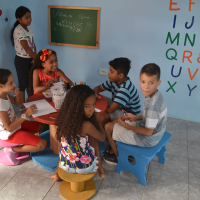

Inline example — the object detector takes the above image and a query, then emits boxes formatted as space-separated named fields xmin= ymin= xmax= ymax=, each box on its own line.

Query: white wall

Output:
xmin=2 ymin=0 xmax=200 ymax=122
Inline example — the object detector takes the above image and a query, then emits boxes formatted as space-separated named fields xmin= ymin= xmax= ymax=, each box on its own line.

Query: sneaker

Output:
xmin=103 ymin=152 xmax=118 ymax=166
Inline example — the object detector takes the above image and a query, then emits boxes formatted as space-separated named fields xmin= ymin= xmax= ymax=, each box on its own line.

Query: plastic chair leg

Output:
xmin=135 ymin=169 xmax=147 ymax=186
xmin=156 ymin=145 xmax=167 ymax=164
xmin=115 ymin=164 xmax=122 ymax=174
xmin=130 ymin=158 xmax=149 ymax=186
xmin=116 ymin=148 xmax=149 ymax=186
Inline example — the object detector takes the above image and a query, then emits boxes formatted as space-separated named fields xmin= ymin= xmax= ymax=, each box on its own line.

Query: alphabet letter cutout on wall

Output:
xmin=166 ymin=81 xmax=177 ymax=93
xmin=166 ymin=48 xmax=177 ymax=60
xmin=188 ymin=68 xmax=199 ymax=80
xmin=187 ymin=84 xmax=197 ymax=96
xmin=169 ymin=0 xmax=180 ymax=11
xmin=171 ymin=65 xmax=182 ymax=78
xmin=185 ymin=16 xmax=194 ymax=29
xmin=167 ymin=0 xmax=198 ymax=100
xmin=182 ymin=51 xmax=192 ymax=63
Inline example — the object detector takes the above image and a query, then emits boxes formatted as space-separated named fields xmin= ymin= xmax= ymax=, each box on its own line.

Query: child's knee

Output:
xmin=100 ymin=113 xmax=111 ymax=123
xmin=37 ymin=139 xmax=47 ymax=150
xmin=37 ymin=123 xmax=44 ymax=132
xmin=105 ymin=123 xmax=109 ymax=132
xmin=105 ymin=122 xmax=114 ymax=135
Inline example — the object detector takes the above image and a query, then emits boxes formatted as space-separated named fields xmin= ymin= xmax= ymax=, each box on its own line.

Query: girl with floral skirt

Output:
xmin=50 ymin=85 xmax=106 ymax=181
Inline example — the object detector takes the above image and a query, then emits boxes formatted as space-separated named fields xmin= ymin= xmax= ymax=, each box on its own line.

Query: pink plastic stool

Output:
xmin=0 ymin=139 xmax=29 ymax=166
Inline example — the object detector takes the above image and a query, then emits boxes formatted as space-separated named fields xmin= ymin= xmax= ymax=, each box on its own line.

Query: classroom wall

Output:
xmin=1 ymin=0 xmax=200 ymax=122
xmin=0 ymin=0 xmax=28 ymax=85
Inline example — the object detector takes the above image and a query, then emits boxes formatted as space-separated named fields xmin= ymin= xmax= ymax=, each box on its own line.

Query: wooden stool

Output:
xmin=58 ymin=167 xmax=96 ymax=200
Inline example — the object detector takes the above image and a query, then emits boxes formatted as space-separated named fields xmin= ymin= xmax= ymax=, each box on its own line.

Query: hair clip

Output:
xmin=40 ymin=48 xmax=52 ymax=61
xmin=71 ymin=82 xmax=76 ymax=87
xmin=79 ymin=81 xmax=86 ymax=85
xmin=71 ymin=81 xmax=86 ymax=88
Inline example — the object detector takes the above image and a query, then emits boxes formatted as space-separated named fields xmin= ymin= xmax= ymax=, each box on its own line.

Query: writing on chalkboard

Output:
xmin=54 ymin=20 xmax=92 ymax=33
xmin=79 ymin=14 xmax=89 ymax=19
xmin=52 ymin=10 xmax=92 ymax=33
xmin=52 ymin=11 xmax=90 ymax=20
xmin=49 ymin=6 xmax=100 ymax=48
xmin=55 ymin=21 xmax=84 ymax=32
xmin=52 ymin=11 xmax=72 ymax=18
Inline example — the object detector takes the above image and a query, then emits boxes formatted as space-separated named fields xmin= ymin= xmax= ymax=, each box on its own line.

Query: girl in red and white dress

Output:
xmin=28 ymin=49 xmax=72 ymax=96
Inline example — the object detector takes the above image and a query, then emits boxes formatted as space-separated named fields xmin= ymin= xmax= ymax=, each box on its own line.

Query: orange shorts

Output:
xmin=5 ymin=121 xmax=41 ymax=146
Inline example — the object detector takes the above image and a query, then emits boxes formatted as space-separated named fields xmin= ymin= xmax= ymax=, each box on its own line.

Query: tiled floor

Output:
xmin=0 ymin=107 xmax=200 ymax=199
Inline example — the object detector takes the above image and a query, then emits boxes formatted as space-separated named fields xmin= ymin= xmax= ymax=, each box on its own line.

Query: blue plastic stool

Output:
xmin=31 ymin=130 xmax=59 ymax=171
xmin=115 ymin=131 xmax=172 ymax=186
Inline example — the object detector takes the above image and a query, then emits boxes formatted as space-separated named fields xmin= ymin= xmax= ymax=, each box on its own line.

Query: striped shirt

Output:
xmin=136 ymin=90 xmax=167 ymax=146
xmin=101 ymin=78 xmax=141 ymax=114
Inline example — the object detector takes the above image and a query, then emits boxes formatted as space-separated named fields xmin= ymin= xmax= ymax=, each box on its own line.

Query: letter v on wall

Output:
xmin=188 ymin=68 xmax=199 ymax=80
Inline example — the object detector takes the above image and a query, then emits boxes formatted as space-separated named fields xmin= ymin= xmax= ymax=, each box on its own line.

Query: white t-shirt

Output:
xmin=13 ymin=24 xmax=35 ymax=58
xmin=0 ymin=95 xmax=21 ymax=140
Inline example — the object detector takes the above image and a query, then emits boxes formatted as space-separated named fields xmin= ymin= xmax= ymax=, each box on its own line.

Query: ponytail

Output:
xmin=10 ymin=6 xmax=31 ymax=46
xmin=10 ymin=20 xmax=20 ymax=46
xmin=27 ymin=65 xmax=36 ymax=97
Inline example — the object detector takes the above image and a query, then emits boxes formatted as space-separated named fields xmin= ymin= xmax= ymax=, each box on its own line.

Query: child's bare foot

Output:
xmin=50 ymin=172 xmax=59 ymax=182
xmin=106 ymin=149 xmax=114 ymax=155
xmin=97 ymin=167 xmax=106 ymax=178
xmin=109 ymin=149 xmax=114 ymax=154
xmin=106 ymin=145 xmax=114 ymax=154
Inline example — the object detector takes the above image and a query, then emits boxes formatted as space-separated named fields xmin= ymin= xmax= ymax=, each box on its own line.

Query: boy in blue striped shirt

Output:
xmin=94 ymin=57 xmax=141 ymax=127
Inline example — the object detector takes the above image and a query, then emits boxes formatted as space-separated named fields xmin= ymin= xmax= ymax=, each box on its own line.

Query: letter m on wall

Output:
xmin=166 ymin=32 xmax=180 ymax=45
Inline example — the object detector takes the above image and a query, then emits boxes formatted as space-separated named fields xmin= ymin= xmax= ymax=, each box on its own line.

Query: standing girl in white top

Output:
xmin=0 ymin=69 xmax=47 ymax=165
xmin=10 ymin=6 xmax=37 ymax=106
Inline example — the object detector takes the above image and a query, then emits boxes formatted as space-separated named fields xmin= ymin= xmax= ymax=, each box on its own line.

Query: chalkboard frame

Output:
xmin=48 ymin=5 xmax=100 ymax=49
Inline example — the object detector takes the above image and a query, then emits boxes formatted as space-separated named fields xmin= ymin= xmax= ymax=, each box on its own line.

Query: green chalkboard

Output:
xmin=48 ymin=6 xmax=100 ymax=48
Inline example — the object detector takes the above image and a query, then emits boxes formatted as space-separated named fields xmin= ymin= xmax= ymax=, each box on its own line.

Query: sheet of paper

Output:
xmin=95 ymin=108 xmax=102 ymax=112
xmin=23 ymin=99 xmax=57 ymax=117
xmin=42 ymin=89 xmax=52 ymax=98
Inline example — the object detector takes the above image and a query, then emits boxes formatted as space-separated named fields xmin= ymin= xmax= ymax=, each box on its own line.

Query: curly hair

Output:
xmin=27 ymin=49 xmax=57 ymax=97
xmin=56 ymin=85 xmax=96 ymax=141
